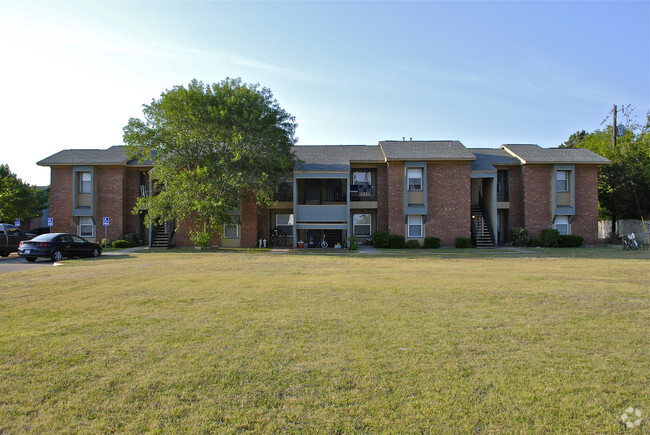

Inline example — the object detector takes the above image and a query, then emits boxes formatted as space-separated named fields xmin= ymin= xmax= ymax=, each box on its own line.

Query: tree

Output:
xmin=0 ymin=164 xmax=49 ymax=223
xmin=123 ymin=78 xmax=298 ymax=246
xmin=560 ymin=111 xmax=650 ymax=233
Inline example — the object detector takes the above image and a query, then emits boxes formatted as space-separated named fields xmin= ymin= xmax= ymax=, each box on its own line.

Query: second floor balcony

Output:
xmin=350 ymin=184 xmax=377 ymax=201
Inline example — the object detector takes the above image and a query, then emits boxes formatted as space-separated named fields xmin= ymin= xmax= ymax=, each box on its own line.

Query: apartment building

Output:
xmin=37 ymin=140 xmax=610 ymax=248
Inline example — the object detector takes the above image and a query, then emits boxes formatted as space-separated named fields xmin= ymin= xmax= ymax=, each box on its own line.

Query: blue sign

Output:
xmin=14 ymin=218 xmax=20 ymax=227
xmin=48 ymin=217 xmax=53 ymax=227
xmin=103 ymin=217 xmax=110 ymax=226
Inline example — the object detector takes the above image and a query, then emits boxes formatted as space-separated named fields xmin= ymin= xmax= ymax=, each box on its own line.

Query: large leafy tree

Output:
xmin=123 ymin=78 xmax=298 ymax=244
xmin=0 ymin=164 xmax=49 ymax=223
xmin=560 ymin=111 xmax=650 ymax=231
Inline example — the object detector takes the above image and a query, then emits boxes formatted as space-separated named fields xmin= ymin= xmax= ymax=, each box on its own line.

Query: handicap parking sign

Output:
xmin=14 ymin=218 xmax=20 ymax=227
xmin=48 ymin=217 xmax=53 ymax=227
xmin=103 ymin=217 xmax=110 ymax=226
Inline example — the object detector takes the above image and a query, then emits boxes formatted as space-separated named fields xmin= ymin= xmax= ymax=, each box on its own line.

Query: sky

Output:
xmin=1 ymin=0 xmax=648 ymax=186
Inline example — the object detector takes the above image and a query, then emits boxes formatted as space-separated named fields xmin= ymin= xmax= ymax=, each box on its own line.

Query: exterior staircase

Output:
xmin=150 ymin=224 xmax=171 ymax=249
xmin=471 ymin=204 xmax=495 ymax=248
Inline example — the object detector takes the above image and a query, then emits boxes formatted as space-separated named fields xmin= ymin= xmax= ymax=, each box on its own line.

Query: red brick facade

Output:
xmin=426 ymin=162 xmax=471 ymax=246
xmin=572 ymin=165 xmax=600 ymax=245
xmin=522 ymin=165 xmax=553 ymax=239
xmin=386 ymin=162 xmax=405 ymax=235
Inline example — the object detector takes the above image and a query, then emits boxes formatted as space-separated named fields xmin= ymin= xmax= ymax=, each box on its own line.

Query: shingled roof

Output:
xmin=470 ymin=148 xmax=521 ymax=172
xmin=501 ymin=144 xmax=611 ymax=165
xmin=379 ymin=140 xmax=476 ymax=161
xmin=37 ymin=146 xmax=153 ymax=166
xmin=293 ymin=145 xmax=385 ymax=172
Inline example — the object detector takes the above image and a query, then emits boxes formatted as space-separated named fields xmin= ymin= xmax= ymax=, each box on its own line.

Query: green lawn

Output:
xmin=1 ymin=248 xmax=648 ymax=433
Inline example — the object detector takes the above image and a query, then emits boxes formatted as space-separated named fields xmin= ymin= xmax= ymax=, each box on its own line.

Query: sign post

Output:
xmin=103 ymin=217 xmax=109 ymax=248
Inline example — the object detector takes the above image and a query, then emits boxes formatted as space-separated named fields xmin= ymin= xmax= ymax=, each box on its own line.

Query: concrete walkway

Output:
xmin=357 ymin=245 xmax=379 ymax=254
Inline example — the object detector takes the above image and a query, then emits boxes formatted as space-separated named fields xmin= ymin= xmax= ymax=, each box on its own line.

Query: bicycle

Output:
xmin=622 ymin=233 xmax=639 ymax=250
xmin=320 ymin=234 xmax=328 ymax=249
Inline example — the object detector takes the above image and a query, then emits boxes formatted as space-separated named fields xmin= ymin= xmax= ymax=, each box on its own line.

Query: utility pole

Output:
xmin=612 ymin=104 xmax=617 ymax=148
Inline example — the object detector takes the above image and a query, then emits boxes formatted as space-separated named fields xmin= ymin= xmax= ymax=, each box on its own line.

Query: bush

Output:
xmin=123 ymin=233 xmax=140 ymax=246
xmin=189 ymin=227 xmax=212 ymax=248
xmin=406 ymin=239 xmax=420 ymax=249
xmin=540 ymin=228 xmax=560 ymax=248
xmin=559 ymin=234 xmax=584 ymax=247
xmin=511 ymin=227 xmax=529 ymax=247
xmin=347 ymin=235 xmax=359 ymax=251
xmin=424 ymin=237 xmax=441 ymax=249
xmin=99 ymin=238 xmax=111 ymax=248
xmin=455 ymin=237 xmax=472 ymax=248
xmin=373 ymin=231 xmax=389 ymax=249
xmin=389 ymin=235 xmax=406 ymax=249
xmin=528 ymin=238 xmax=543 ymax=248
xmin=111 ymin=239 xmax=132 ymax=249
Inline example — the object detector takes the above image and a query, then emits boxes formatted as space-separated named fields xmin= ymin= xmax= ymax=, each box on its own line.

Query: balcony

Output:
xmin=350 ymin=184 xmax=377 ymax=201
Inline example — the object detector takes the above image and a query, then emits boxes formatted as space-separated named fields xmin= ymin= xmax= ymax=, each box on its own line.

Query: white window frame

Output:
xmin=78 ymin=216 xmax=94 ymax=238
xmin=554 ymin=216 xmax=570 ymax=235
xmin=407 ymin=168 xmax=423 ymax=191
xmin=352 ymin=213 xmax=372 ymax=237
xmin=223 ymin=223 xmax=240 ymax=239
xmin=79 ymin=172 xmax=92 ymax=194
xmin=407 ymin=215 xmax=423 ymax=238
xmin=556 ymin=170 xmax=569 ymax=193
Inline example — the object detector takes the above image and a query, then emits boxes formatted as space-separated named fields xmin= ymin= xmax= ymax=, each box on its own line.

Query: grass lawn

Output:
xmin=1 ymin=248 xmax=648 ymax=432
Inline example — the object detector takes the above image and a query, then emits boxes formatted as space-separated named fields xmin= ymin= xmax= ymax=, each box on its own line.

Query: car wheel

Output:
xmin=92 ymin=248 xmax=100 ymax=257
xmin=51 ymin=249 xmax=63 ymax=262
xmin=25 ymin=257 xmax=37 ymax=262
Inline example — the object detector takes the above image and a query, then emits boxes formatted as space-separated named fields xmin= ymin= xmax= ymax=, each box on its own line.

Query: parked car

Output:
xmin=18 ymin=233 xmax=102 ymax=262
xmin=0 ymin=223 xmax=35 ymax=257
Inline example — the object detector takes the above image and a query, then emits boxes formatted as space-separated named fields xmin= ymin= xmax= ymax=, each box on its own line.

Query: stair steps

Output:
xmin=150 ymin=225 xmax=171 ymax=249
xmin=471 ymin=205 xmax=495 ymax=248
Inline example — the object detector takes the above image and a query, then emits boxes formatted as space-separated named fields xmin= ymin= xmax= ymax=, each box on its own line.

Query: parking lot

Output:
xmin=0 ymin=253 xmax=56 ymax=273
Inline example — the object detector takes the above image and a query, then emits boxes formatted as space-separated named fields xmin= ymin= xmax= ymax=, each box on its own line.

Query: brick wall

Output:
xmin=386 ymin=162 xmax=405 ymax=235
xmin=572 ymin=165 xmax=599 ymax=245
xmin=376 ymin=164 xmax=389 ymax=232
xmin=508 ymin=166 xmax=524 ymax=229
xmin=522 ymin=165 xmax=552 ymax=238
xmin=50 ymin=166 xmax=75 ymax=234
xmin=240 ymin=195 xmax=258 ymax=248
xmin=426 ymin=162 xmax=471 ymax=246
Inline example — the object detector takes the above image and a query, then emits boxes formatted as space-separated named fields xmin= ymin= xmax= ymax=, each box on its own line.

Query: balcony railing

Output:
xmin=274 ymin=190 xmax=293 ymax=202
xmin=350 ymin=184 xmax=377 ymax=201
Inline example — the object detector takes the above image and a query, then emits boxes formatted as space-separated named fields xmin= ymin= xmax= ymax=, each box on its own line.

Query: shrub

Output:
xmin=99 ymin=238 xmax=111 ymax=248
xmin=123 ymin=233 xmax=139 ymax=246
xmin=189 ymin=227 xmax=211 ymax=248
xmin=347 ymin=235 xmax=359 ymax=251
xmin=388 ymin=235 xmax=406 ymax=249
xmin=540 ymin=228 xmax=560 ymax=248
xmin=111 ymin=239 xmax=132 ymax=249
xmin=559 ymin=234 xmax=584 ymax=247
xmin=455 ymin=237 xmax=472 ymax=248
xmin=373 ymin=231 xmax=389 ymax=248
xmin=528 ymin=238 xmax=543 ymax=248
xmin=406 ymin=239 xmax=420 ymax=249
xmin=511 ymin=227 xmax=529 ymax=247
xmin=424 ymin=237 xmax=441 ymax=249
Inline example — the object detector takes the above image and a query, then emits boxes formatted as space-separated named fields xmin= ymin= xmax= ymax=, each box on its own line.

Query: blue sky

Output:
xmin=1 ymin=0 xmax=648 ymax=185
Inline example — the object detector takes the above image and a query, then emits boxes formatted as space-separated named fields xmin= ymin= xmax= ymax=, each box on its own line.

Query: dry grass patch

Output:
xmin=1 ymin=250 xmax=648 ymax=432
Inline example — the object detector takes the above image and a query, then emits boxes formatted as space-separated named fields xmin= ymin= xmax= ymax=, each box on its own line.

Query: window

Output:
xmin=79 ymin=172 xmax=92 ymax=194
xmin=352 ymin=171 xmax=371 ymax=185
xmin=407 ymin=168 xmax=423 ymax=191
xmin=224 ymin=223 xmax=239 ymax=239
xmin=407 ymin=215 xmax=423 ymax=238
xmin=353 ymin=213 xmax=372 ymax=237
xmin=554 ymin=216 xmax=570 ymax=235
xmin=556 ymin=170 xmax=569 ymax=192
xmin=275 ymin=213 xmax=294 ymax=237
xmin=78 ymin=216 xmax=94 ymax=238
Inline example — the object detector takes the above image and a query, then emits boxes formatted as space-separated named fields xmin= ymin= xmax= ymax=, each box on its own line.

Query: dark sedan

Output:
xmin=18 ymin=233 xmax=102 ymax=262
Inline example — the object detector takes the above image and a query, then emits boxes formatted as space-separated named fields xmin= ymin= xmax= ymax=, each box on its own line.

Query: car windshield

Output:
xmin=30 ymin=233 xmax=61 ymax=242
